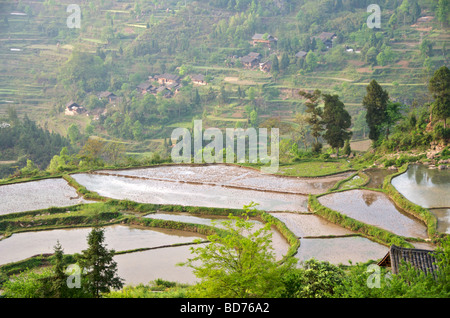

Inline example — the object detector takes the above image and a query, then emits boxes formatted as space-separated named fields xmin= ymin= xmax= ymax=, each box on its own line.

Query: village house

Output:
xmin=191 ymin=74 xmax=207 ymax=86
xmin=240 ymin=52 xmax=262 ymax=69
xmin=64 ymin=101 xmax=85 ymax=116
xmin=378 ymin=245 xmax=440 ymax=278
xmin=154 ymin=73 xmax=180 ymax=85
xmin=252 ymin=33 xmax=278 ymax=48
xmin=259 ymin=60 xmax=272 ymax=73
xmin=97 ymin=91 xmax=117 ymax=103
xmin=156 ymin=86 xmax=173 ymax=98
xmin=312 ymin=32 xmax=337 ymax=49
xmin=136 ymin=82 xmax=154 ymax=95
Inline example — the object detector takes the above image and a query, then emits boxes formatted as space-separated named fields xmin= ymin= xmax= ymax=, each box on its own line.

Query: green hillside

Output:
xmin=0 ymin=0 xmax=448 ymax=173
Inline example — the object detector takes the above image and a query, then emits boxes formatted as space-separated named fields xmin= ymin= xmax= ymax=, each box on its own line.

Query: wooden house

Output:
xmin=137 ymin=82 xmax=154 ymax=95
xmin=65 ymin=101 xmax=85 ymax=116
xmin=155 ymin=73 xmax=180 ymax=85
xmin=191 ymin=74 xmax=207 ymax=86
xmin=312 ymin=32 xmax=337 ymax=49
xmin=378 ymin=245 xmax=439 ymax=277
xmin=252 ymin=33 xmax=278 ymax=48
xmin=259 ymin=60 xmax=272 ymax=73
xmin=97 ymin=91 xmax=117 ymax=103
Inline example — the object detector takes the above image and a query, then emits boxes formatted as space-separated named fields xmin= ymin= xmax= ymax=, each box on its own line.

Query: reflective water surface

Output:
xmin=318 ymin=189 xmax=428 ymax=239
xmin=391 ymin=164 xmax=450 ymax=209
xmin=0 ymin=225 xmax=204 ymax=266
xmin=296 ymin=237 xmax=388 ymax=265
xmin=72 ymin=173 xmax=309 ymax=212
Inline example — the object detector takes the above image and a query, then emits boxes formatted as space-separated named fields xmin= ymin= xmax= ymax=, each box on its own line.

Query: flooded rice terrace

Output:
xmin=0 ymin=178 xmax=90 ymax=215
xmin=392 ymin=164 xmax=450 ymax=234
xmin=318 ymin=189 xmax=428 ymax=239
xmin=0 ymin=225 xmax=204 ymax=285
xmin=391 ymin=164 xmax=450 ymax=209
xmin=1 ymin=163 xmax=445 ymax=285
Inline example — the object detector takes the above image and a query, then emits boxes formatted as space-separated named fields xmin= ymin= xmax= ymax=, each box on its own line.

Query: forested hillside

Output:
xmin=0 ymin=0 xmax=448 ymax=176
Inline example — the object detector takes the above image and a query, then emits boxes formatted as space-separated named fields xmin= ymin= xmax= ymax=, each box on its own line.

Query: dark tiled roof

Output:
xmin=66 ymin=101 xmax=79 ymax=108
xmin=156 ymin=73 xmax=180 ymax=82
xmin=378 ymin=245 xmax=439 ymax=277
xmin=191 ymin=74 xmax=205 ymax=81
xmin=241 ymin=55 xmax=258 ymax=64
xmin=137 ymin=82 xmax=152 ymax=90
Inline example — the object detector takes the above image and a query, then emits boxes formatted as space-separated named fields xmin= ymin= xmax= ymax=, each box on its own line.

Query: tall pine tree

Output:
xmin=322 ymin=94 xmax=352 ymax=157
xmin=77 ymin=227 xmax=123 ymax=298
xmin=429 ymin=66 xmax=450 ymax=129
xmin=362 ymin=80 xmax=389 ymax=142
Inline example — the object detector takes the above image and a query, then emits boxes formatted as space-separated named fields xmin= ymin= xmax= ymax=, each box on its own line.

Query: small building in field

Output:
xmin=155 ymin=73 xmax=180 ymax=85
xmin=259 ymin=60 xmax=272 ymax=73
xmin=65 ymin=101 xmax=85 ymax=116
xmin=378 ymin=245 xmax=439 ymax=277
xmin=312 ymin=32 xmax=337 ymax=49
xmin=137 ymin=82 xmax=154 ymax=95
xmin=97 ymin=91 xmax=117 ymax=103
xmin=191 ymin=74 xmax=207 ymax=86
xmin=252 ymin=33 xmax=278 ymax=48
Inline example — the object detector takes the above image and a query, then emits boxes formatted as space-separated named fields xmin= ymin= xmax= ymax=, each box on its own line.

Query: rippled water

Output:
xmin=71 ymin=173 xmax=309 ymax=212
xmin=391 ymin=164 xmax=450 ymax=209
xmin=318 ymin=189 xmax=428 ymax=239
xmin=0 ymin=178 xmax=90 ymax=215
xmin=0 ymin=225 xmax=204 ymax=265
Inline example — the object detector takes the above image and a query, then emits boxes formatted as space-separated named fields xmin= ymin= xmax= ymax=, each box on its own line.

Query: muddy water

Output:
xmin=114 ymin=244 xmax=203 ymax=285
xmin=95 ymin=164 xmax=352 ymax=195
xmin=296 ymin=237 xmax=388 ymax=265
xmin=318 ymin=190 xmax=428 ymax=239
xmin=0 ymin=225 xmax=204 ymax=266
xmin=269 ymin=213 xmax=354 ymax=237
xmin=0 ymin=178 xmax=90 ymax=215
xmin=363 ymin=168 xmax=397 ymax=189
xmin=71 ymin=173 xmax=309 ymax=212
xmin=145 ymin=213 xmax=290 ymax=260
xmin=391 ymin=164 xmax=450 ymax=209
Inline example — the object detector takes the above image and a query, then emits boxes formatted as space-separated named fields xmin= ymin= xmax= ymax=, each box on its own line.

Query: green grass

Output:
xmin=276 ymin=160 xmax=355 ymax=177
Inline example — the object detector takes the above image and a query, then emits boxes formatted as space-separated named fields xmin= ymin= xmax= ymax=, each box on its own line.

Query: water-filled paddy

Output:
xmin=363 ymin=168 xmax=397 ymax=189
xmin=391 ymin=164 xmax=450 ymax=209
xmin=71 ymin=173 xmax=309 ymax=212
xmin=318 ymin=189 xmax=428 ymax=239
xmin=0 ymin=178 xmax=90 ymax=215
xmin=296 ymin=237 xmax=388 ymax=265
xmin=269 ymin=213 xmax=354 ymax=237
xmin=0 ymin=225 xmax=204 ymax=266
xmin=429 ymin=208 xmax=450 ymax=234
xmin=145 ymin=212 xmax=290 ymax=260
xmin=114 ymin=244 xmax=203 ymax=285
xmin=95 ymin=165 xmax=352 ymax=195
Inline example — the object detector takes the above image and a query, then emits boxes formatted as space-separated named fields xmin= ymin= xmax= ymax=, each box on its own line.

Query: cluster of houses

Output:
xmin=136 ymin=73 xmax=208 ymax=98
xmin=64 ymin=73 xmax=208 ymax=117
